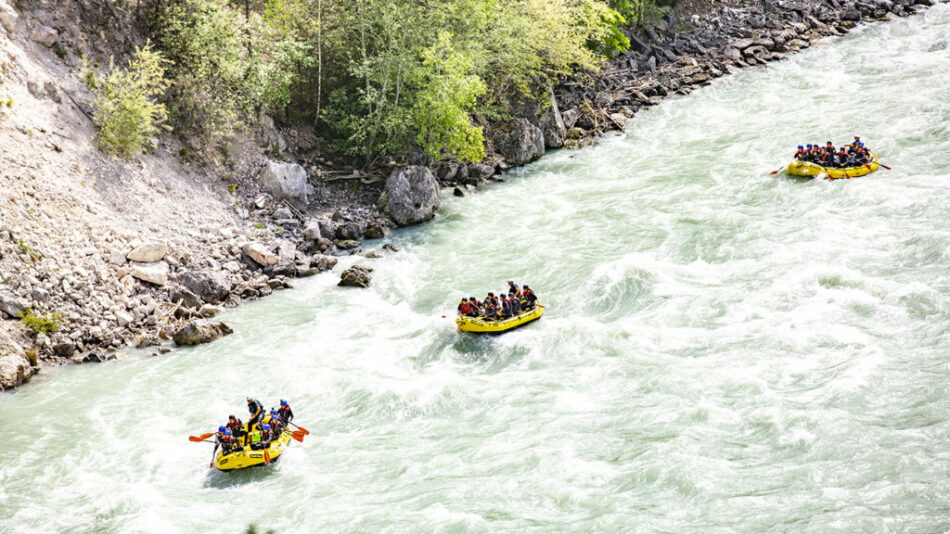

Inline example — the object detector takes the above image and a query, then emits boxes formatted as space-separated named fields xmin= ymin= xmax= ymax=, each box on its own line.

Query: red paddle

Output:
xmin=189 ymin=432 xmax=215 ymax=442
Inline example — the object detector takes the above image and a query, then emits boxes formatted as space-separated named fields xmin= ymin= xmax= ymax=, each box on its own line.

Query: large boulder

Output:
xmin=259 ymin=160 xmax=308 ymax=209
xmin=127 ymin=241 xmax=168 ymax=263
xmin=177 ymin=271 xmax=230 ymax=304
xmin=28 ymin=25 xmax=57 ymax=47
xmin=540 ymin=98 xmax=567 ymax=149
xmin=338 ymin=265 xmax=373 ymax=288
xmin=242 ymin=243 xmax=279 ymax=267
xmin=494 ymin=118 xmax=545 ymax=166
xmin=0 ymin=326 xmax=33 ymax=390
xmin=0 ymin=293 xmax=27 ymax=319
xmin=378 ymin=166 xmax=441 ymax=226
xmin=128 ymin=262 xmax=169 ymax=286
xmin=173 ymin=320 xmax=233 ymax=346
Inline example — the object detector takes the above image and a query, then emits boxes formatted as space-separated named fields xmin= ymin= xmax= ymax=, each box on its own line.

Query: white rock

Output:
xmin=28 ymin=24 xmax=57 ymax=47
xmin=115 ymin=310 xmax=134 ymax=326
xmin=242 ymin=243 xmax=278 ymax=267
xmin=128 ymin=262 xmax=168 ymax=286
xmin=0 ymin=2 xmax=18 ymax=33
xmin=259 ymin=160 xmax=308 ymax=208
xmin=303 ymin=220 xmax=322 ymax=240
xmin=108 ymin=249 xmax=127 ymax=266
xmin=127 ymin=241 xmax=168 ymax=263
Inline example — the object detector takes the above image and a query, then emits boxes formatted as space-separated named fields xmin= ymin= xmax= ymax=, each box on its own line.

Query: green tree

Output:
xmin=90 ymin=43 xmax=169 ymax=159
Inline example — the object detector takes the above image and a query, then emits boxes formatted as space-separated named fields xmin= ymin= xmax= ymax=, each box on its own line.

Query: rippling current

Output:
xmin=3 ymin=7 xmax=950 ymax=533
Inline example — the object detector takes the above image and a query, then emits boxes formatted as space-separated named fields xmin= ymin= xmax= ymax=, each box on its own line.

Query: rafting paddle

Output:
xmin=189 ymin=432 xmax=215 ymax=442
xmin=291 ymin=431 xmax=305 ymax=442
xmin=287 ymin=422 xmax=310 ymax=435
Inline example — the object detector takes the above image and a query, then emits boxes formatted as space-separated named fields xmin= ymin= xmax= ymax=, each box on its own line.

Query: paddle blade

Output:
xmin=264 ymin=451 xmax=271 ymax=464
xmin=189 ymin=433 xmax=214 ymax=442
xmin=769 ymin=170 xmax=779 ymax=175
xmin=291 ymin=431 xmax=305 ymax=442
xmin=293 ymin=424 xmax=310 ymax=435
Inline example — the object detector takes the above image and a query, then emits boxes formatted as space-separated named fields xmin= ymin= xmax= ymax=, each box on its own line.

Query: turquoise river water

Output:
xmin=2 ymin=6 xmax=950 ymax=532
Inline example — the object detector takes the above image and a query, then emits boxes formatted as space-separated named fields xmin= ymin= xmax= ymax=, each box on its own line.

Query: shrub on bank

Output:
xmin=19 ymin=308 xmax=62 ymax=336
xmin=89 ymin=43 xmax=169 ymax=159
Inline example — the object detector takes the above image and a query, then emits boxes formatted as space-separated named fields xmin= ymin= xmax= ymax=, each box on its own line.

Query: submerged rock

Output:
xmin=378 ymin=166 xmax=441 ymax=226
xmin=173 ymin=320 xmax=233 ymax=346
xmin=338 ymin=265 xmax=373 ymax=288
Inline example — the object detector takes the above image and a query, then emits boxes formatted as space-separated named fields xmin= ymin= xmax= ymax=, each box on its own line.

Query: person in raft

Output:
xmin=794 ymin=138 xmax=873 ymax=168
xmin=210 ymin=427 xmax=238 ymax=466
xmin=458 ymin=282 xmax=539 ymax=320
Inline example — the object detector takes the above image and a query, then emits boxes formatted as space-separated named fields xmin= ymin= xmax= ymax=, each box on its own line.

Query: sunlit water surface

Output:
xmin=2 ymin=7 xmax=950 ymax=532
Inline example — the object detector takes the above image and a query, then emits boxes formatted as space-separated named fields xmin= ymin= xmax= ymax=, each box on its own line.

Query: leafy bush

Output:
xmin=153 ymin=0 xmax=309 ymax=151
xmin=90 ymin=44 xmax=169 ymax=159
xmin=19 ymin=309 xmax=62 ymax=336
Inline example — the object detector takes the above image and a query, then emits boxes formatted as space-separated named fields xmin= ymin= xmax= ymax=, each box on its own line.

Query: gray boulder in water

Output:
xmin=173 ymin=319 xmax=233 ymax=346
xmin=338 ymin=265 xmax=373 ymax=288
xmin=378 ymin=166 xmax=441 ymax=226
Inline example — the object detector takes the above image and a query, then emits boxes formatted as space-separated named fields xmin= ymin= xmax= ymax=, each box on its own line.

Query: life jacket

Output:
xmin=795 ymin=150 xmax=806 ymax=159
xmin=227 ymin=419 xmax=242 ymax=432
xmin=459 ymin=302 xmax=473 ymax=315
xmin=278 ymin=406 xmax=292 ymax=421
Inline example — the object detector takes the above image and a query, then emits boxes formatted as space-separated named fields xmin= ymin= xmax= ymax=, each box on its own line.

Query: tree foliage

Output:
xmin=90 ymin=43 xmax=169 ymax=159
xmin=135 ymin=0 xmax=646 ymax=162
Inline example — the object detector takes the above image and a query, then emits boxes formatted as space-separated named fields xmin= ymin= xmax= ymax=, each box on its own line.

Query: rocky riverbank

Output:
xmin=0 ymin=0 xmax=941 ymax=390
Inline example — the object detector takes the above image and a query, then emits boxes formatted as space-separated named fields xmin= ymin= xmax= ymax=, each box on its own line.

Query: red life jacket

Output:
xmin=460 ymin=302 xmax=473 ymax=314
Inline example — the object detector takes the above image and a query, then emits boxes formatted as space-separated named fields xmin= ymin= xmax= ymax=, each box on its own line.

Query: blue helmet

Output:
xmin=218 ymin=425 xmax=226 ymax=432
xmin=263 ymin=424 xmax=271 ymax=430
xmin=270 ymin=410 xmax=278 ymax=415
xmin=225 ymin=429 xmax=232 ymax=435
xmin=806 ymin=144 xmax=812 ymax=148
xmin=280 ymin=400 xmax=288 ymax=406
xmin=797 ymin=145 xmax=803 ymax=149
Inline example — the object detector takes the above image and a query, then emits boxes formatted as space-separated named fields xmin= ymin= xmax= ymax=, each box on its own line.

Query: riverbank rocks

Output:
xmin=0 ymin=327 xmax=33 ymax=390
xmin=173 ymin=319 xmax=233 ymax=346
xmin=259 ymin=160 xmax=309 ymax=209
xmin=242 ymin=242 xmax=279 ymax=267
xmin=128 ymin=262 xmax=168 ymax=286
xmin=177 ymin=271 xmax=230 ymax=304
xmin=379 ymin=166 xmax=441 ymax=226
xmin=338 ymin=265 xmax=373 ymax=288
xmin=1 ymin=293 xmax=27 ymax=319
xmin=29 ymin=25 xmax=57 ymax=47
xmin=127 ymin=241 xmax=168 ymax=263
xmin=494 ymin=118 xmax=545 ymax=166
xmin=540 ymin=98 xmax=567 ymax=149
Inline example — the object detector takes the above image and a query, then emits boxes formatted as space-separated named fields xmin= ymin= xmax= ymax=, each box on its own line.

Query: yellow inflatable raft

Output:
xmin=455 ymin=305 xmax=544 ymax=334
xmin=214 ymin=428 xmax=293 ymax=471
xmin=787 ymin=152 xmax=879 ymax=179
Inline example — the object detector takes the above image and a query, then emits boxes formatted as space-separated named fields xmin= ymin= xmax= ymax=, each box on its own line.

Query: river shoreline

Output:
xmin=0 ymin=0 xmax=940 ymax=391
